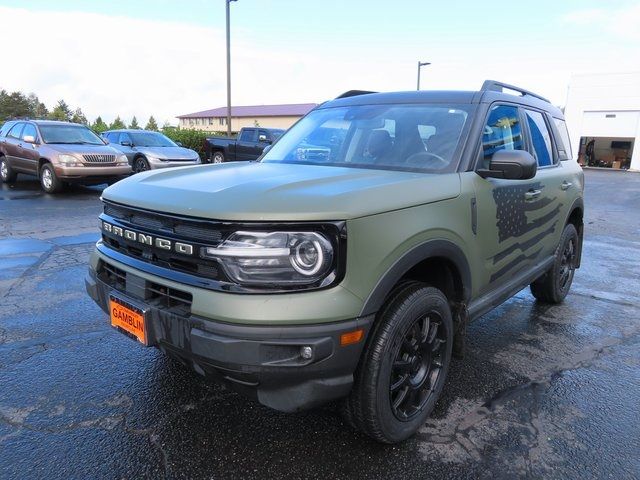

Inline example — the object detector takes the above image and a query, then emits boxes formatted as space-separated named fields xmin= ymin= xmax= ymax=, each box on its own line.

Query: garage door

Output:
xmin=581 ymin=111 xmax=640 ymax=138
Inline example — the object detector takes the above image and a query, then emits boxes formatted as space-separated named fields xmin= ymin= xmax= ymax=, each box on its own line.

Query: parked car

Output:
xmin=86 ymin=81 xmax=584 ymax=443
xmin=103 ymin=129 xmax=201 ymax=173
xmin=204 ymin=127 xmax=284 ymax=163
xmin=0 ymin=120 xmax=131 ymax=193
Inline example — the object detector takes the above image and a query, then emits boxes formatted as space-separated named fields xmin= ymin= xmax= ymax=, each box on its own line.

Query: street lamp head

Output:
xmin=419 ymin=61 xmax=431 ymax=67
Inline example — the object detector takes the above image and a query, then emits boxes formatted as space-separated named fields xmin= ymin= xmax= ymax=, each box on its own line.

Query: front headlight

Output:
xmin=116 ymin=154 xmax=129 ymax=165
xmin=58 ymin=154 xmax=83 ymax=167
xmin=201 ymin=231 xmax=334 ymax=286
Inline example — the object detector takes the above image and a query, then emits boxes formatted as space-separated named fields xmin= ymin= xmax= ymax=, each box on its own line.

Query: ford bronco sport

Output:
xmin=85 ymin=81 xmax=584 ymax=443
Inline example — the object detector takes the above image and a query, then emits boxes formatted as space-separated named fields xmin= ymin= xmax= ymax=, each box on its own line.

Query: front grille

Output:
xmin=84 ymin=154 xmax=116 ymax=163
xmin=103 ymin=203 xmax=222 ymax=243
xmin=98 ymin=260 xmax=193 ymax=314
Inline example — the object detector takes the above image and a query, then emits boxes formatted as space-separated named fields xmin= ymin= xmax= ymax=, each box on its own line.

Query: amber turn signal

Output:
xmin=340 ymin=329 xmax=364 ymax=346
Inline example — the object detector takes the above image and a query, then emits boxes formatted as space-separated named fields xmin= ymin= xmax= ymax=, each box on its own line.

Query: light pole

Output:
xmin=225 ymin=0 xmax=237 ymax=137
xmin=417 ymin=61 xmax=431 ymax=90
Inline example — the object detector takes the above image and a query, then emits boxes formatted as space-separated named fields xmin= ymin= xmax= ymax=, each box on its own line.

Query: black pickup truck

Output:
xmin=204 ymin=127 xmax=285 ymax=163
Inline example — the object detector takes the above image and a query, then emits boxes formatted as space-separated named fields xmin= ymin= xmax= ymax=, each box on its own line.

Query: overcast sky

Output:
xmin=1 ymin=0 xmax=638 ymax=125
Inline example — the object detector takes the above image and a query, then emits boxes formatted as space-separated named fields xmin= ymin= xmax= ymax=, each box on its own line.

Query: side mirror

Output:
xmin=258 ymin=134 xmax=271 ymax=144
xmin=477 ymin=150 xmax=537 ymax=180
xmin=176 ymin=141 xmax=183 ymax=147
xmin=120 ymin=140 xmax=132 ymax=147
xmin=23 ymin=135 xmax=37 ymax=144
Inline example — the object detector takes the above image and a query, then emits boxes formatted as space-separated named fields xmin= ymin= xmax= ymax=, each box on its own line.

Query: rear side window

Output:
xmin=7 ymin=123 xmax=24 ymax=139
xmin=482 ymin=105 xmax=524 ymax=163
xmin=553 ymin=118 xmax=572 ymax=160
xmin=524 ymin=110 xmax=554 ymax=167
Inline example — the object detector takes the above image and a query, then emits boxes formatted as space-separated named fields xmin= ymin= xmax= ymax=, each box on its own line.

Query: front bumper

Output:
xmin=147 ymin=159 xmax=200 ymax=170
xmin=85 ymin=263 xmax=373 ymax=412
xmin=55 ymin=165 xmax=132 ymax=183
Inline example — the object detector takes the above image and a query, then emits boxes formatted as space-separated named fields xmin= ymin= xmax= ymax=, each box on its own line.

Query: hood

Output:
xmin=102 ymin=162 xmax=461 ymax=221
xmin=47 ymin=144 xmax=121 ymax=155
xmin=134 ymin=146 xmax=199 ymax=160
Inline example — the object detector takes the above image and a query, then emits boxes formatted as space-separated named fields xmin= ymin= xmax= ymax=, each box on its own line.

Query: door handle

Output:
xmin=561 ymin=181 xmax=573 ymax=190
xmin=524 ymin=189 xmax=542 ymax=200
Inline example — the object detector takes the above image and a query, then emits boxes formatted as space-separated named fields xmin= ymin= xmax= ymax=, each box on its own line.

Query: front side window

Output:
xmin=482 ymin=105 xmax=523 ymax=164
xmin=21 ymin=123 xmax=37 ymax=141
xmin=261 ymin=104 xmax=471 ymax=173
xmin=240 ymin=129 xmax=257 ymax=142
xmin=525 ymin=110 xmax=554 ymax=167
xmin=39 ymin=124 xmax=104 ymax=145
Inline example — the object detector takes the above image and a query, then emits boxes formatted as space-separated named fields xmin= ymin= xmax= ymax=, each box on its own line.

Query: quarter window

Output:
xmin=553 ymin=118 xmax=572 ymax=160
xmin=482 ymin=105 xmax=523 ymax=164
xmin=525 ymin=110 xmax=554 ymax=167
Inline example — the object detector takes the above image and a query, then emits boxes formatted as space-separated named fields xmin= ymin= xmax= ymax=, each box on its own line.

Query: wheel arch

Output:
xmin=564 ymin=197 xmax=584 ymax=268
xmin=37 ymin=157 xmax=52 ymax=177
xmin=360 ymin=240 xmax=472 ymax=318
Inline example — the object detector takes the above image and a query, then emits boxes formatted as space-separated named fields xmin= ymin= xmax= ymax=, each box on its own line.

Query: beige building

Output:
xmin=177 ymin=103 xmax=317 ymax=133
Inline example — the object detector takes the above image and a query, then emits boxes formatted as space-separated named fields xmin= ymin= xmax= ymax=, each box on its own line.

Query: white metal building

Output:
xmin=564 ymin=72 xmax=640 ymax=172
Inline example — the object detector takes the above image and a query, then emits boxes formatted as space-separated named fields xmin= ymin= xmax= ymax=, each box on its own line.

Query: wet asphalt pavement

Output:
xmin=0 ymin=170 xmax=639 ymax=479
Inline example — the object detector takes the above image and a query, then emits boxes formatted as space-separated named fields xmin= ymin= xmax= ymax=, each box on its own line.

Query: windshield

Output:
xmin=272 ymin=129 xmax=285 ymax=140
xmin=130 ymin=132 xmax=177 ymax=147
xmin=261 ymin=104 xmax=471 ymax=173
xmin=40 ymin=125 xmax=104 ymax=145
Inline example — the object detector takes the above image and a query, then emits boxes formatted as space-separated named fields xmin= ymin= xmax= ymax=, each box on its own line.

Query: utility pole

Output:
xmin=225 ymin=0 xmax=237 ymax=137
xmin=417 ymin=61 xmax=431 ymax=90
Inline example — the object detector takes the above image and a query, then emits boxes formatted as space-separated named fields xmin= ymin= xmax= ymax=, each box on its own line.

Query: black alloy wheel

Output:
xmin=389 ymin=311 xmax=447 ymax=420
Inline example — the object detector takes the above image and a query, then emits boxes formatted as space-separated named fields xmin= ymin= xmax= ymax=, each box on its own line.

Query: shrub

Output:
xmin=162 ymin=127 xmax=227 ymax=160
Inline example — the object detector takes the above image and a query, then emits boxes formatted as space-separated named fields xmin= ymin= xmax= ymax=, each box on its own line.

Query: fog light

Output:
xmin=300 ymin=346 xmax=313 ymax=359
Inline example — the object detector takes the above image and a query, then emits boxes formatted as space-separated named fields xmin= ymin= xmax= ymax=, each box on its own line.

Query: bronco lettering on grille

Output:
xmin=102 ymin=221 xmax=194 ymax=255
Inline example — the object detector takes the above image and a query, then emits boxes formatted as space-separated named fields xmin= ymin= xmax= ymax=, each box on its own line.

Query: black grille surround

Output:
xmin=98 ymin=200 xmax=347 ymax=294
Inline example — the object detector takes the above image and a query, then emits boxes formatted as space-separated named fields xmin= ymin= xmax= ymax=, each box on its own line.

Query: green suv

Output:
xmin=85 ymin=81 xmax=584 ymax=443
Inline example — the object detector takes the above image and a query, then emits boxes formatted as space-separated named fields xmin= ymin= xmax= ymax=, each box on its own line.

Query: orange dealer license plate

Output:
xmin=109 ymin=295 xmax=148 ymax=346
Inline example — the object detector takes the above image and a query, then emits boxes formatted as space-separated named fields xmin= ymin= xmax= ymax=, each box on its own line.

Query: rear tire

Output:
xmin=40 ymin=163 xmax=64 ymax=193
xmin=0 ymin=157 xmax=17 ymax=183
xmin=530 ymin=223 xmax=578 ymax=304
xmin=345 ymin=282 xmax=453 ymax=443
xmin=212 ymin=151 xmax=225 ymax=164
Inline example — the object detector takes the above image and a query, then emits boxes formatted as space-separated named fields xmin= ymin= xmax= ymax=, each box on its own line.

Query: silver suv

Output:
xmin=0 ymin=120 xmax=131 ymax=193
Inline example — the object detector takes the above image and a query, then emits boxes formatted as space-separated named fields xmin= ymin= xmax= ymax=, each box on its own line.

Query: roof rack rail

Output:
xmin=335 ymin=90 xmax=377 ymax=99
xmin=481 ymin=80 xmax=550 ymax=104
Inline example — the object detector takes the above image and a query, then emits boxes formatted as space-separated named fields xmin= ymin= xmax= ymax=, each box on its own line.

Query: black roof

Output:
xmin=321 ymin=80 xmax=563 ymax=118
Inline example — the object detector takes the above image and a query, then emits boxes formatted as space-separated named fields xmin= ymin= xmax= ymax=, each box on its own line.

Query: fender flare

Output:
xmin=564 ymin=196 xmax=584 ymax=268
xmin=360 ymin=239 xmax=472 ymax=317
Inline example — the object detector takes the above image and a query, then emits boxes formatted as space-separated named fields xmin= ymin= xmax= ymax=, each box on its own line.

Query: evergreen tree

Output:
xmin=71 ymin=108 xmax=88 ymax=125
xmin=49 ymin=100 xmax=73 ymax=121
xmin=91 ymin=116 xmax=109 ymax=133
xmin=0 ymin=90 xmax=32 ymax=121
xmin=129 ymin=116 xmax=140 ymax=129
xmin=145 ymin=116 xmax=159 ymax=131
xmin=109 ymin=116 xmax=127 ymax=130
xmin=27 ymin=93 xmax=49 ymax=119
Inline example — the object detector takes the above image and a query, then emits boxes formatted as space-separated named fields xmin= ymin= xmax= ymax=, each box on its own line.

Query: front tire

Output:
xmin=40 ymin=163 xmax=64 ymax=193
xmin=212 ymin=151 xmax=225 ymax=164
xmin=346 ymin=282 xmax=453 ymax=443
xmin=133 ymin=157 xmax=150 ymax=173
xmin=530 ymin=223 xmax=578 ymax=303
xmin=0 ymin=157 xmax=17 ymax=183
